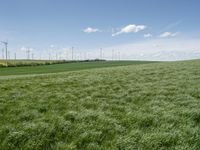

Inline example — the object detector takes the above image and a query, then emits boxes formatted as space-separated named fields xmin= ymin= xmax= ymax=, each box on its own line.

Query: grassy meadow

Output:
xmin=0 ymin=60 xmax=200 ymax=149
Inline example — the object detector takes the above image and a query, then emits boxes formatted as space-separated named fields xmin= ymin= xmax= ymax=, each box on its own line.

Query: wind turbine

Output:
xmin=26 ymin=48 xmax=30 ymax=60
xmin=1 ymin=41 xmax=8 ymax=60
xmin=100 ymin=48 xmax=103 ymax=60
xmin=112 ymin=49 xmax=114 ymax=61
xmin=1 ymin=41 xmax=8 ymax=66
xmin=71 ymin=47 xmax=74 ymax=60
xmin=32 ymin=53 xmax=34 ymax=60
xmin=2 ymin=48 xmax=4 ymax=59
xmin=118 ymin=51 xmax=121 ymax=60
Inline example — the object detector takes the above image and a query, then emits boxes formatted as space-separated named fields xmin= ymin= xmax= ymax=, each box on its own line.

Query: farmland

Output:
xmin=0 ymin=60 xmax=155 ymax=76
xmin=0 ymin=59 xmax=200 ymax=149
xmin=0 ymin=59 xmax=69 ymax=67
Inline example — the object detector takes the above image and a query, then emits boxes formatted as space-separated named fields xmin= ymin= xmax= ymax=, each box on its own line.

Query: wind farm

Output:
xmin=1 ymin=0 xmax=200 ymax=150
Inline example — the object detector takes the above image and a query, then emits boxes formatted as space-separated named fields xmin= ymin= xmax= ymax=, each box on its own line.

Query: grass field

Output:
xmin=0 ymin=60 xmax=200 ymax=149
xmin=0 ymin=59 xmax=69 ymax=67
xmin=0 ymin=60 xmax=155 ymax=76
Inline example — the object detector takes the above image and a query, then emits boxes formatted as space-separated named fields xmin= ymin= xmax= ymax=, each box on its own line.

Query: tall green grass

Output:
xmin=0 ymin=60 xmax=200 ymax=149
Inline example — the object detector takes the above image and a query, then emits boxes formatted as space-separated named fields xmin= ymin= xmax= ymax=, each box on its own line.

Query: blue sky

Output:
xmin=0 ymin=0 xmax=200 ymax=60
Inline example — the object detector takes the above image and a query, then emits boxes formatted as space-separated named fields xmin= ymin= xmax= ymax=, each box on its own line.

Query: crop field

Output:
xmin=0 ymin=60 xmax=154 ymax=76
xmin=0 ymin=59 xmax=70 ymax=67
xmin=0 ymin=60 xmax=200 ymax=149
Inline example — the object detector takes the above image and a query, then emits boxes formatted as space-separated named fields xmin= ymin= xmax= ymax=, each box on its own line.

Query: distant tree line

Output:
xmin=0 ymin=59 xmax=106 ymax=68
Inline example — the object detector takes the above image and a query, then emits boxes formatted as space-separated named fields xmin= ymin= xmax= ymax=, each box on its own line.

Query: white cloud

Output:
xmin=112 ymin=24 xmax=146 ymax=36
xmin=83 ymin=27 xmax=100 ymax=33
xmin=160 ymin=32 xmax=178 ymax=38
xmin=144 ymin=33 xmax=152 ymax=38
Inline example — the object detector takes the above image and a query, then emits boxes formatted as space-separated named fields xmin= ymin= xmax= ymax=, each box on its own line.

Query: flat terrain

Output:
xmin=0 ymin=59 xmax=67 ymax=67
xmin=0 ymin=61 xmax=154 ymax=76
xmin=0 ymin=60 xmax=200 ymax=149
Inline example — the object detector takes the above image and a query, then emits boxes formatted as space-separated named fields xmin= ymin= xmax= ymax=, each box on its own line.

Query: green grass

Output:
xmin=0 ymin=60 xmax=200 ymax=149
xmin=0 ymin=61 xmax=154 ymax=76
xmin=0 ymin=59 xmax=69 ymax=67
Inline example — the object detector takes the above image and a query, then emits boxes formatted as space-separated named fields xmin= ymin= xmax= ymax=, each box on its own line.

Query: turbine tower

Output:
xmin=26 ymin=48 xmax=30 ymax=60
xmin=2 ymin=48 xmax=4 ymax=59
xmin=1 ymin=41 xmax=8 ymax=60
xmin=112 ymin=49 xmax=114 ymax=61
xmin=71 ymin=47 xmax=74 ymax=60
xmin=100 ymin=48 xmax=103 ymax=60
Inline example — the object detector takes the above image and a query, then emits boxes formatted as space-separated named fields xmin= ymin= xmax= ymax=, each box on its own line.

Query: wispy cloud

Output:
xmin=83 ymin=27 xmax=100 ymax=33
xmin=144 ymin=33 xmax=152 ymax=38
xmin=160 ymin=32 xmax=178 ymax=38
xmin=112 ymin=24 xmax=146 ymax=36
xmin=165 ymin=20 xmax=182 ymax=30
